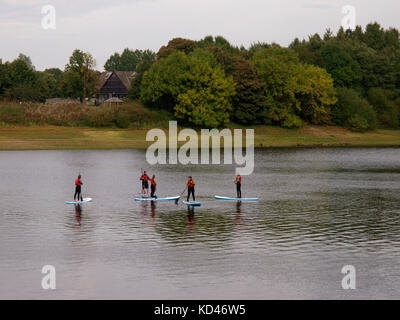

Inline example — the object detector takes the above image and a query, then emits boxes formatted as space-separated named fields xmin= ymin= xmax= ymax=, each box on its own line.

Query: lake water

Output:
xmin=1 ymin=148 xmax=400 ymax=299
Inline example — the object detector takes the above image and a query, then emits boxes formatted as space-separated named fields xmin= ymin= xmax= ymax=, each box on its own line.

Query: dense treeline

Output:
xmin=0 ymin=22 xmax=399 ymax=131
xmin=133 ymin=23 xmax=400 ymax=130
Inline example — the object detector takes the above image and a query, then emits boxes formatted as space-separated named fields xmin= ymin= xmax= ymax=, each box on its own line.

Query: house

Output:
xmin=97 ymin=71 xmax=136 ymax=101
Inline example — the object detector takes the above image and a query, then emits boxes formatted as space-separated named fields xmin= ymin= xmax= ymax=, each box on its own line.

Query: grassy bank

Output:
xmin=0 ymin=125 xmax=400 ymax=150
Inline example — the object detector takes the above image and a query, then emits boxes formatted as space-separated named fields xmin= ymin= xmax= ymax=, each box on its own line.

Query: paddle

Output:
xmin=175 ymin=186 xmax=187 ymax=205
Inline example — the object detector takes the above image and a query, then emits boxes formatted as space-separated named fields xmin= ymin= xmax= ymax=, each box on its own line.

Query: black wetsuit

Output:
xmin=236 ymin=182 xmax=242 ymax=198
xmin=187 ymin=186 xmax=195 ymax=202
xmin=150 ymin=179 xmax=156 ymax=198
xmin=74 ymin=185 xmax=82 ymax=201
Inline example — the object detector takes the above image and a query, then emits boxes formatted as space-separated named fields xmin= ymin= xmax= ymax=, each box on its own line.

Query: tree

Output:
xmin=252 ymin=47 xmax=336 ymax=127
xmin=197 ymin=36 xmax=239 ymax=55
xmin=43 ymin=68 xmax=63 ymax=97
xmin=332 ymin=87 xmax=377 ymax=131
xmin=320 ymin=42 xmax=362 ymax=88
xmin=294 ymin=64 xmax=337 ymax=124
xmin=17 ymin=53 xmax=35 ymax=70
xmin=174 ymin=50 xmax=235 ymax=127
xmin=157 ymin=38 xmax=197 ymax=60
xmin=230 ymin=57 xmax=266 ymax=124
xmin=2 ymin=58 xmax=44 ymax=101
xmin=367 ymin=87 xmax=399 ymax=128
xmin=63 ymin=49 xmax=97 ymax=101
xmin=141 ymin=51 xmax=190 ymax=111
xmin=104 ymin=49 xmax=155 ymax=71
xmin=141 ymin=50 xmax=235 ymax=127
xmin=128 ymin=53 xmax=156 ymax=100
xmin=203 ymin=46 xmax=235 ymax=75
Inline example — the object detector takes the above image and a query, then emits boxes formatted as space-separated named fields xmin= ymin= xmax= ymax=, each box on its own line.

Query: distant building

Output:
xmin=97 ymin=71 xmax=136 ymax=101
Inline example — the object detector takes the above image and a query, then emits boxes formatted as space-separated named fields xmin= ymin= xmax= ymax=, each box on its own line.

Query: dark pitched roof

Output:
xmin=98 ymin=71 xmax=136 ymax=90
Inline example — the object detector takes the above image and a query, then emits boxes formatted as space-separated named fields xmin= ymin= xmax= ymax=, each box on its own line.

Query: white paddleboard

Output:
xmin=66 ymin=198 xmax=93 ymax=205
xmin=135 ymin=196 xmax=180 ymax=202
xmin=183 ymin=201 xmax=201 ymax=207
xmin=215 ymin=195 xmax=258 ymax=201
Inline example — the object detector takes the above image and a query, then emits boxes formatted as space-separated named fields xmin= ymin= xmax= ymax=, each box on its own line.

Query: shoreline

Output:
xmin=0 ymin=125 xmax=400 ymax=151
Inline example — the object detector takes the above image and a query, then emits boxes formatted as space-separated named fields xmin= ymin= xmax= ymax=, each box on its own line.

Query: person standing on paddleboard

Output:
xmin=140 ymin=171 xmax=150 ymax=195
xmin=74 ymin=174 xmax=83 ymax=202
xmin=150 ymin=175 xmax=157 ymax=198
xmin=234 ymin=174 xmax=242 ymax=198
xmin=187 ymin=176 xmax=196 ymax=202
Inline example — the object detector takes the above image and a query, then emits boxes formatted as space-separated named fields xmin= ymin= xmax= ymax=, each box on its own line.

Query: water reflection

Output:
xmin=74 ymin=204 xmax=82 ymax=228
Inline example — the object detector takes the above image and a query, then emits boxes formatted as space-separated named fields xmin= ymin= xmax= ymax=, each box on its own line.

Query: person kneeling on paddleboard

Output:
xmin=74 ymin=174 xmax=83 ymax=202
xmin=234 ymin=174 xmax=242 ymax=198
xmin=140 ymin=171 xmax=150 ymax=195
xmin=150 ymin=175 xmax=157 ymax=198
xmin=187 ymin=176 xmax=195 ymax=202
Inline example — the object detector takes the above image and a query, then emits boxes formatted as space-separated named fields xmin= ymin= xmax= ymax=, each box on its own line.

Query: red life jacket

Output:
xmin=151 ymin=178 xmax=156 ymax=186
xmin=141 ymin=174 xmax=150 ymax=182
xmin=188 ymin=179 xmax=195 ymax=188
xmin=75 ymin=179 xmax=81 ymax=186
xmin=236 ymin=176 xmax=242 ymax=183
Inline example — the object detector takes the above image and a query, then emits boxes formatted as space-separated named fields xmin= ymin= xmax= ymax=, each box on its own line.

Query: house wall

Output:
xmin=99 ymin=73 xmax=129 ymax=101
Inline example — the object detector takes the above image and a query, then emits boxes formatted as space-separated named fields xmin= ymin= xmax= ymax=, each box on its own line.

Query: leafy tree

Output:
xmin=363 ymin=22 xmax=386 ymax=51
xmin=128 ymin=53 xmax=156 ymax=100
xmin=252 ymin=47 xmax=336 ymax=127
xmin=197 ymin=36 xmax=239 ymax=55
xmin=62 ymin=49 xmax=97 ymax=101
xmin=251 ymin=47 xmax=302 ymax=127
xmin=367 ymin=88 xmax=399 ymax=128
xmin=332 ymin=87 xmax=377 ymax=131
xmin=43 ymin=68 xmax=63 ymax=97
xmin=2 ymin=58 xmax=45 ymax=101
xmin=230 ymin=57 xmax=266 ymax=124
xmin=174 ymin=50 xmax=235 ymax=127
xmin=320 ymin=42 xmax=362 ymax=88
xmin=104 ymin=49 xmax=155 ymax=71
xmin=157 ymin=38 xmax=197 ymax=60
xmin=294 ymin=64 xmax=337 ymax=124
xmin=141 ymin=51 xmax=190 ymax=110
xmin=17 ymin=53 xmax=35 ymax=70
xmin=141 ymin=50 xmax=235 ymax=127
xmin=203 ymin=46 xmax=235 ymax=75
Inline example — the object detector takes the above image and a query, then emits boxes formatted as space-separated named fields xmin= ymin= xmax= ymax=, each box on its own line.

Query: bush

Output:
xmin=115 ymin=111 xmax=131 ymax=128
xmin=367 ymin=88 xmax=399 ymax=128
xmin=332 ymin=87 xmax=377 ymax=131
xmin=347 ymin=114 xmax=370 ymax=132
xmin=0 ymin=101 xmax=170 ymax=128
xmin=282 ymin=113 xmax=303 ymax=128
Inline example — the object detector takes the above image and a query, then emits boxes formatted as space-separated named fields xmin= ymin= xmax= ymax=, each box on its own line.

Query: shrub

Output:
xmin=367 ymin=88 xmax=399 ymax=128
xmin=115 ymin=111 xmax=131 ymax=128
xmin=332 ymin=87 xmax=377 ymax=131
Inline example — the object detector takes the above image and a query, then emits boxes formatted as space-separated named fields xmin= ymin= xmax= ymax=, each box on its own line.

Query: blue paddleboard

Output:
xmin=183 ymin=201 xmax=201 ymax=207
xmin=215 ymin=195 xmax=258 ymax=201
xmin=66 ymin=198 xmax=93 ymax=205
xmin=135 ymin=196 xmax=180 ymax=202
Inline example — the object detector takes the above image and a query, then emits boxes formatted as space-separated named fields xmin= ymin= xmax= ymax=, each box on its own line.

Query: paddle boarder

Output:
xmin=140 ymin=171 xmax=150 ymax=195
xmin=187 ymin=176 xmax=196 ymax=202
xmin=150 ymin=175 xmax=157 ymax=198
xmin=74 ymin=174 xmax=83 ymax=202
xmin=234 ymin=174 xmax=242 ymax=198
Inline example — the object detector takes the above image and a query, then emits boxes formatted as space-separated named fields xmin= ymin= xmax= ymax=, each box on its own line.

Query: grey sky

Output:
xmin=0 ymin=0 xmax=399 ymax=71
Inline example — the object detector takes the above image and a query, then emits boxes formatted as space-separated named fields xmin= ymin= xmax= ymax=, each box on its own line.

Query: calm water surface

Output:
xmin=1 ymin=148 xmax=400 ymax=299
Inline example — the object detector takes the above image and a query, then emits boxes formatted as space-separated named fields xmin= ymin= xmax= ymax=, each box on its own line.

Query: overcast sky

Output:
xmin=1 ymin=0 xmax=399 ymax=71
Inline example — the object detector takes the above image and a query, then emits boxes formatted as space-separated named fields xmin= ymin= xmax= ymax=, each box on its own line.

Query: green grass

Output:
xmin=0 ymin=125 xmax=400 ymax=150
